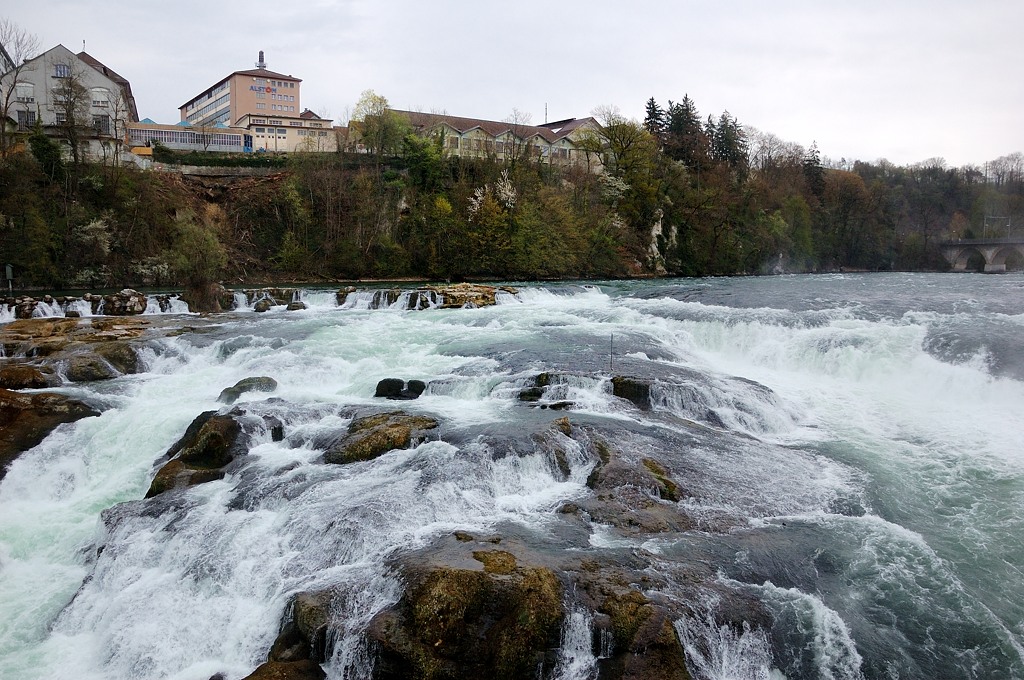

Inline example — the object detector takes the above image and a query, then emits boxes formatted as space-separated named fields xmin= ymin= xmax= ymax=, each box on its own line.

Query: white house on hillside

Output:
xmin=0 ymin=44 xmax=138 ymax=162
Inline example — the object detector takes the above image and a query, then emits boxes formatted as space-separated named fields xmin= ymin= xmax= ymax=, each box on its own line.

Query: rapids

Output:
xmin=1 ymin=272 xmax=1022 ymax=680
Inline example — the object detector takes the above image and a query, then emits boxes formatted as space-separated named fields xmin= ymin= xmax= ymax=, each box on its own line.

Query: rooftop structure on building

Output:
xmin=179 ymin=51 xmax=302 ymax=128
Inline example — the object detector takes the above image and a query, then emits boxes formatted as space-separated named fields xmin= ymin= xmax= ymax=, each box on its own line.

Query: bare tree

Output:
xmin=502 ymin=107 xmax=533 ymax=165
xmin=0 ymin=19 xmax=40 ymax=156
xmin=51 ymin=58 xmax=92 ymax=169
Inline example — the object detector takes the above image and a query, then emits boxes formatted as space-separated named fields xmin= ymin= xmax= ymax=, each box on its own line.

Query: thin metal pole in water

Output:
xmin=609 ymin=333 xmax=613 ymax=372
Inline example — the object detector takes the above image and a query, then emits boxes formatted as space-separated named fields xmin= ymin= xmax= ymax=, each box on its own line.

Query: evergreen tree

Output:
xmin=710 ymin=111 xmax=748 ymax=175
xmin=802 ymin=142 xmax=825 ymax=198
xmin=663 ymin=95 xmax=705 ymax=169
xmin=643 ymin=97 xmax=665 ymax=137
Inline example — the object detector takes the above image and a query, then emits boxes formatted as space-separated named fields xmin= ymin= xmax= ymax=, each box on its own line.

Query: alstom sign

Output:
xmin=250 ymin=85 xmax=278 ymax=93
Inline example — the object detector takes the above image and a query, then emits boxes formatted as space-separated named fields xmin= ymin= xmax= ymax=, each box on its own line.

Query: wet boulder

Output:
xmin=65 ymin=355 xmax=119 ymax=382
xmin=580 ymin=437 xmax=693 ymax=534
xmin=101 ymin=288 xmax=148 ymax=316
xmin=611 ymin=376 xmax=653 ymax=411
xmin=146 ymin=409 xmax=250 ymax=497
xmin=424 ymin=282 xmax=518 ymax=309
xmin=323 ymin=411 xmax=438 ymax=464
xmin=0 ymin=317 xmax=79 ymax=356
xmin=594 ymin=589 xmax=691 ymax=680
xmin=286 ymin=301 xmax=307 ymax=311
xmin=335 ymin=286 xmax=356 ymax=306
xmin=367 ymin=558 xmax=563 ymax=680
xmin=92 ymin=341 xmax=140 ymax=374
xmin=218 ymin=376 xmax=279 ymax=404
xmin=0 ymin=363 xmax=57 ymax=389
xmin=239 ymin=660 xmax=325 ymax=680
xmin=373 ymin=378 xmax=426 ymax=400
xmin=181 ymin=283 xmax=229 ymax=314
xmin=254 ymin=299 xmax=274 ymax=313
xmin=0 ymin=388 xmax=100 ymax=480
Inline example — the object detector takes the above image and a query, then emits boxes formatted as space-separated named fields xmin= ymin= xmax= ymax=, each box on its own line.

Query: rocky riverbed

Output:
xmin=0 ymin=307 xmax=766 ymax=680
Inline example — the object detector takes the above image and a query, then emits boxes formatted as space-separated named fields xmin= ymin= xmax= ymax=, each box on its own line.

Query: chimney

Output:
xmin=256 ymin=50 xmax=266 ymax=69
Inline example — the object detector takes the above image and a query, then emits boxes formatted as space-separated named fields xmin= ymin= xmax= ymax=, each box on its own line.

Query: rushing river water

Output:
xmin=1 ymin=273 xmax=1022 ymax=680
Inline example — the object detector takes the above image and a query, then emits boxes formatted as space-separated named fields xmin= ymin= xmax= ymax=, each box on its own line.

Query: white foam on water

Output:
xmin=730 ymin=579 xmax=864 ymax=680
xmin=64 ymin=299 xmax=94 ymax=317
xmin=674 ymin=605 xmax=779 ymax=680
xmin=552 ymin=607 xmax=598 ymax=680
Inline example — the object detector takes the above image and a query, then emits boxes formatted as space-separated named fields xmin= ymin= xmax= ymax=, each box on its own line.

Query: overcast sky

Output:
xmin=7 ymin=1 xmax=1022 ymax=167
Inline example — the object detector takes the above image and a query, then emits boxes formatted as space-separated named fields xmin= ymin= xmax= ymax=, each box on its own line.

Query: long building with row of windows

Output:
xmin=126 ymin=108 xmax=337 ymax=155
xmin=348 ymin=110 xmax=605 ymax=170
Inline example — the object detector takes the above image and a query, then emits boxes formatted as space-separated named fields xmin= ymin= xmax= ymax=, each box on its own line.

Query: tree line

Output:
xmin=2 ymin=88 xmax=1022 ymax=290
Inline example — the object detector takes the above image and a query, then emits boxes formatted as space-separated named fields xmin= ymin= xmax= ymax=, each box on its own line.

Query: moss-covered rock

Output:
xmin=642 ymin=458 xmax=683 ymax=502
xmin=146 ymin=459 xmax=226 ymax=496
xmin=146 ymin=410 xmax=249 ymax=497
xmin=323 ymin=412 xmax=438 ymax=464
xmin=368 ymin=561 xmax=563 ymax=680
xmin=218 ymin=376 xmax=279 ymax=404
xmin=581 ymin=438 xmax=694 ymax=535
xmin=472 ymin=550 xmax=517 ymax=575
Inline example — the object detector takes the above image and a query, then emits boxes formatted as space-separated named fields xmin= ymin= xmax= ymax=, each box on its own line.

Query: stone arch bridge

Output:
xmin=940 ymin=238 xmax=1024 ymax=272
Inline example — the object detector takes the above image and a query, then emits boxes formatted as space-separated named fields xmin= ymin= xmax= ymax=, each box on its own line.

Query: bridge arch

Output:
xmin=952 ymin=247 xmax=986 ymax=271
xmin=941 ymin=239 xmax=1024 ymax=272
xmin=1000 ymin=248 xmax=1024 ymax=270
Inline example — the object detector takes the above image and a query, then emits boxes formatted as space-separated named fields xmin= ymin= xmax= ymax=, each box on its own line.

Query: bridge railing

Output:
xmin=941 ymin=238 xmax=1024 ymax=246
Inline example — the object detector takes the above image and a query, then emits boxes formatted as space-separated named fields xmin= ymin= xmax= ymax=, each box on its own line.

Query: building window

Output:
xmin=54 ymin=63 xmax=71 ymax=78
xmin=55 ymin=111 xmax=67 ymax=124
xmin=14 ymin=82 xmax=34 ymax=103
xmin=255 ymin=127 xmax=265 ymax=133
xmin=93 ymin=115 xmax=110 ymax=134
xmin=277 ymin=128 xmax=287 ymax=134
xmin=91 ymin=88 xmax=110 ymax=108
xmin=16 ymin=110 xmax=36 ymax=131
xmin=289 ymin=121 xmax=302 ymax=126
